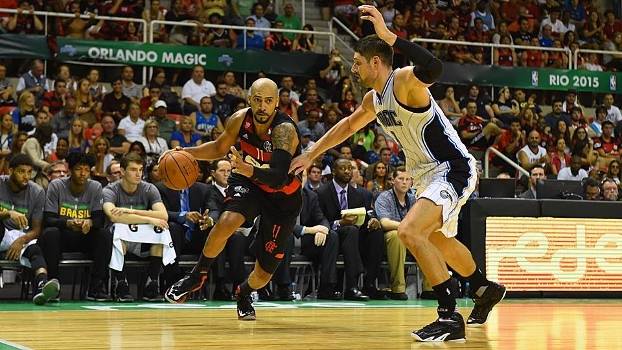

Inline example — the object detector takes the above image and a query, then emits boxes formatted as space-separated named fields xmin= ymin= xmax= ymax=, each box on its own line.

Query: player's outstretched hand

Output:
xmin=358 ymin=5 xmax=395 ymax=44
xmin=289 ymin=152 xmax=312 ymax=175
xmin=228 ymin=146 xmax=253 ymax=177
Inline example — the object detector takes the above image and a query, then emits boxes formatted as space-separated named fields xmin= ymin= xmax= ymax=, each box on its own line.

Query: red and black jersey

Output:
xmin=238 ymin=109 xmax=302 ymax=195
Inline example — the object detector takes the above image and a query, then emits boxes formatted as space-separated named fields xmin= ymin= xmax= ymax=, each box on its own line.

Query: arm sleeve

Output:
xmin=91 ymin=210 xmax=105 ymax=228
xmin=250 ymin=148 xmax=293 ymax=189
xmin=393 ymin=37 xmax=443 ymax=84
xmin=293 ymin=223 xmax=304 ymax=238
xmin=44 ymin=211 xmax=68 ymax=229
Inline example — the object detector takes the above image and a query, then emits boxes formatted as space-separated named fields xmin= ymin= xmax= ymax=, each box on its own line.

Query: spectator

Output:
xmin=603 ymin=10 xmax=622 ymax=41
xmin=374 ymin=166 xmax=415 ymax=300
xmin=517 ymin=130 xmax=549 ymax=172
xmin=603 ymin=94 xmax=622 ymax=125
xmin=466 ymin=18 xmax=490 ymax=44
xmin=364 ymin=147 xmax=396 ymax=181
xmin=248 ymin=3 xmax=271 ymax=37
xmin=522 ymin=37 xmax=548 ymax=68
xmin=494 ymin=35 xmax=517 ymax=67
xmin=458 ymin=101 xmax=502 ymax=159
xmin=190 ymin=96 xmax=223 ymax=139
xmin=323 ymin=106 xmax=341 ymax=131
xmin=236 ymin=17 xmax=264 ymax=50
xmin=470 ymin=0 xmax=494 ymax=31
xmin=365 ymin=161 xmax=391 ymax=196
xmin=102 ymin=77 xmax=132 ymax=123
xmin=560 ymin=10 xmax=576 ymax=34
xmin=103 ymin=152 xmax=172 ymax=302
xmin=550 ymin=138 xmax=571 ymax=176
xmin=292 ymin=24 xmax=316 ymax=52
xmin=106 ymin=160 xmax=122 ymax=184
xmin=151 ymin=100 xmax=176 ymax=141
xmin=277 ymin=88 xmax=299 ymax=122
xmin=562 ymin=90 xmax=582 ymax=114
xmin=570 ymin=126 xmax=595 ymax=168
xmin=118 ymin=103 xmax=145 ymax=143
xmin=299 ymin=128 xmax=315 ymax=153
xmin=0 ymin=154 xmax=57 ymax=305
xmin=317 ymin=158 xmax=379 ymax=301
xmin=6 ymin=1 xmax=43 ymax=34
xmin=16 ymin=59 xmax=47 ymax=99
xmin=606 ymin=160 xmax=621 ymax=188
xmin=547 ymin=39 xmax=569 ymax=68
xmin=539 ymin=24 xmax=554 ymax=47
xmin=280 ymin=75 xmax=300 ymax=104
xmin=540 ymin=7 xmax=564 ymax=34
xmin=588 ymin=105 xmax=607 ymax=138
xmin=47 ymin=137 xmax=68 ymax=163
xmin=211 ymin=81 xmax=236 ymax=123
xmin=601 ymin=178 xmax=619 ymax=201
xmin=519 ymin=165 xmax=545 ymax=199
xmin=43 ymin=161 xmax=68 ymax=184
xmin=297 ymin=109 xmax=325 ymax=142
xmin=297 ymin=88 xmax=323 ymax=121
xmin=276 ymin=2 xmax=301 ymax=41
xmin=512 ymin=16 xmax=534 ymax=45
xmin=0 ymin=113 xmax=14 ymax=173
xmin=320 ymin=49 xmax=347 ymax=98
xmin=139 ymin=85 xmax=162 ymax=118
xmin=305 ymin=164 xmax=323 ymax=191
xmin=581 ymin=11 xmax=605 ymax=48
xmin=0 ymin=63 xmax=16 ymax=107
xmin=120 ymin=66 xmax=143 ymax=104
xmin=492 ymin=87 xmax=520 ymax=125
xmin=31 ymin=110 xmax=57 ymax=160
xmin=74 ymin=78 xmax=99 ymax=126
xmin=337 ymin=86 xmax=358 ymax=116
xmin=265 ymin=20 xmax=293 ymax=52
xmin=582 ymin=177 xmax=601 ymax=200
xmin=11 ymin=131 xmax=28 ymax=156
xmin=170 ymin=116 xmax=202 ymax=148
xmin=491 ymin=118 xmax=525 ymax=173
xmin=593 ymin=121 xmax=620 ymax=171
xmin=222 ymin=71 xmax=245 ymax=99
xmin=459 ymin=84 xmax=494 ymax=121
xmin=581 ymin=53 xmax=603 ymax=71
xmin=544 ymin=99 xmax=571 ymax=129
xmin=90 ymin=136 xmax=114 ymax=180
xmin=101 ymin=115 xmax=130 ymax=156
xmin=67 ymin=118 xmax=89 ymax=154
xmin=38 ymin=152 xmax=111 ymax=301
xmin=203 ymin=13 xmax=235 ymax=48
xmin=437 ymin=86 xmax=462 ymax=125
xmin=61 ymin=2 xmax=99 ymax=39
xmin=42 ymin=79 xmax=68 ymax=116
xmin=182 ymin=65 xmax=216 ymax=115
xmin=11 ymin=91 xmax=36 ymax=132
xmin=557 ymin=155 xmax=588 ymax=181
xmin=21 ymin=122 xmax=52 ymax=181
xmin=138 ymin=119 xmax=169 ymax=159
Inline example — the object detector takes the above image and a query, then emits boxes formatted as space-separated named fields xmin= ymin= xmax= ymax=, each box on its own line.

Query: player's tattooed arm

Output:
xmin=272 ymin=122 xmax=299 ymax=156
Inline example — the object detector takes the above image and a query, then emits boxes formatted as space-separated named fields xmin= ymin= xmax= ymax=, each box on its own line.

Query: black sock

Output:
xmin=112 ymin=270 xmax=126 ymax=282
xmin=238 ymin=281 xmax=255 ymax=297
xmin=432 ymin=278 xmax=458 ymax=319
xmin=148 ymin=257 xmax=161 ymax=282
xmin=191 ymin=254 xmax=214 ymax=274
xmin=34 ymin=273 xmax=47 ymax=289
xmin=465 ymin=268 xmax=489 ymax=297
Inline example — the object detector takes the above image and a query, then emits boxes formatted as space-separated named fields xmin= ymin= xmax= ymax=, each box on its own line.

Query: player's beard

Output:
xmin=253 ymin=111 xmax=274 ymax=124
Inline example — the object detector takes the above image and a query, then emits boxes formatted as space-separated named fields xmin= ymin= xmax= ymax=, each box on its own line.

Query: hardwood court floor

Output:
xmin=0 ymin=299 xmax=620 ymax=350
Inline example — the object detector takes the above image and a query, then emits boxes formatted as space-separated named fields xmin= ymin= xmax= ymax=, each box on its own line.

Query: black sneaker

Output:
xmin=164 ymin=272 xmax=206 ymax=304
xmin=467 ymin=282 xmax=506 ymax=327
xmin=411 ymin=312 xmax=466 ymax=342
xmin=114 ymin=280 xmax=134 ymax=302
xmin=143 ymin=280 xmax=164 ymax=302
xmin=33 ymin=279 xmax=61 ymax=306
xmin=235 ymin=289 xmax=256 ymax=321
xmin=86 ymin=281 xmax=111 ymax=302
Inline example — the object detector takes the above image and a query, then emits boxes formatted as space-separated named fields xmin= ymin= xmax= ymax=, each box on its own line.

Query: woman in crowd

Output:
xmin=90 ymin=136 xmax=114 ymax=180
xmin=492 ymin=86 xmax=520 ymax=126
xmin=606 ymin=159 xmax=621 ymax=188
xmin=87 ymin=68 xmax=107 ymax=102
xmin=571 ymin=126 xmax=596 ymax=168
xmin=437 ymin=86 xmax=462 ymax=126
xmin=551 ymin=119 xmax=572 ymax=151
xmin=0 ymin=113 xmax=14 ymax=174
xmin=223 ymin=71 xmax=245 ymax=98
xmin=68 ymin=118 xmax=89 ymax=153
xmin=338 ymin=89 xmax=358 ymax=115
xmin=366 ymin=162 xmax=391 ymax=197
xmin=138 ymin=119 xmax=169 ymax=158
xmin=292 ymin=24 xmax=315 ymax=52
xmin=74 ymin=78 xmax=99 ymax=126
xmin=12 ymin=91 xmax=37 ymax=131
xmin=170 ymin=116 xmax=202 ymax=148
xmin=549 ymin=138 xmax=571 ymax=177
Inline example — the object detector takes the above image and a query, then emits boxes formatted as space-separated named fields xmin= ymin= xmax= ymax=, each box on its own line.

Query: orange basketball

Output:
xmin=159 ymin=151 xmax=199 ymax=190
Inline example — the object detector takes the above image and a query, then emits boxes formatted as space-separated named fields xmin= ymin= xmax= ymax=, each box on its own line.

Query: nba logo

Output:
xmin=610 ymin=75 xmax=617 ymax=91
xmin=531 ymin=71 xmax=538 ymax=87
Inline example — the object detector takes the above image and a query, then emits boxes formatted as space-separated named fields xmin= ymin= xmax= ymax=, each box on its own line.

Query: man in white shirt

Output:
xmin=557 ymin=156 xmax=588 ymax=181
xmin=121 ymin=66 xmax=143 ymax=104
xmin=517 ymin=130 xmax=550 ymax=171
xmin=182 ymin=65 xmax=216 ymax=115
xmin=117 ymin=103 xmax=146 ymax=143
xmin=603 ymin=94 xmax=622 ymax=125
xmin=540 ymin=7 xmax=565 ymax=35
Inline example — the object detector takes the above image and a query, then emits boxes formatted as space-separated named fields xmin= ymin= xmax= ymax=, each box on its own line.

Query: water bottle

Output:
xmin=291 ymin=282 xmax=301 ymax=301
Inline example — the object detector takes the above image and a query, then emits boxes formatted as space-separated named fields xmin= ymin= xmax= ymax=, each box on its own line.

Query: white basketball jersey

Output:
xmin=372 ymin=69 xmax=471 ymax=173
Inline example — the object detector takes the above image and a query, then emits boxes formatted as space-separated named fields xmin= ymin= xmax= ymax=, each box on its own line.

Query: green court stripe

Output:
xmin=0 ymin=339 xmax=31 ymax=350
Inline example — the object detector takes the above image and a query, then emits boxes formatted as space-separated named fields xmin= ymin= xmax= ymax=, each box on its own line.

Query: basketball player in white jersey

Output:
xmin=290 ymin=6 xmax=505 ymax=342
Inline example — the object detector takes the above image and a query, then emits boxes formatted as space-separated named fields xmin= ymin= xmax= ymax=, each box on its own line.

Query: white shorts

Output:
xmin=412 ymin=158 xmax=477 ymax=238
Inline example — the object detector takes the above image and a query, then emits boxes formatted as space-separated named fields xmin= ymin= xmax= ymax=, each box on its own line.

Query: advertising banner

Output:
xmin=486 ymin=217 xmax=622 ymax=291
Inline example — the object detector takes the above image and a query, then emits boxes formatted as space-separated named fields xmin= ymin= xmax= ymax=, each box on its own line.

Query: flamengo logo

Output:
xmin=486 ymin=217 xmax=622 ymax=291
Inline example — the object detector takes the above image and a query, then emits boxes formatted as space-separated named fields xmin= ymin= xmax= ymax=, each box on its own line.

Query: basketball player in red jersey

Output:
xmin=163 ymin=78 xmax=302 ymax=320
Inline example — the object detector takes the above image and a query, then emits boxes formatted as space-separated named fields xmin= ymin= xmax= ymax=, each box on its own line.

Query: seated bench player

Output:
xmin=0 ymin=154 xmax=60 ymax=305
xmin=103 ymin=152 xmax=176 ymax=302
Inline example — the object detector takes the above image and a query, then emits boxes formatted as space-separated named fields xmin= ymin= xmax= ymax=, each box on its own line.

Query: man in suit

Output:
xmin=519 ymin=165 xmax=545 ymax=199
xmin=316 ymin=158 xmax=385 ymax=300
xmin=295 ymin=186 xmax=341 ymax=299
xmin=206 ymin=159 xmax=250 ymax=298
xmin=155 ymin=181 xmax=211 ymax=292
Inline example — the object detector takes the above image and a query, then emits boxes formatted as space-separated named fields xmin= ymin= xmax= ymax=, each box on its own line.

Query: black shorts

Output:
xmin=224 ymin=174 xmax=302 ymax=274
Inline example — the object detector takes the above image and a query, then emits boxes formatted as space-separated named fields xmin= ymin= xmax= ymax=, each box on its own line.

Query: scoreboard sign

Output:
xmin=486 ymin=217 xmax=622 ymax=291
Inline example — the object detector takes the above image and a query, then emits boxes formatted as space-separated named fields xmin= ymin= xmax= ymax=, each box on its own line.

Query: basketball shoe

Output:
xmin=467 ymin=281 xmax=506 ymax=326
xmin=411 ymin=312 xmax=466 ymax=342
xmin=235 ymin=287 xmax=256 ymax=321
xmin=164 ymin=272 xmax=207 ymax=304
xmin=33 ymin=279 xmax=60 ymax=306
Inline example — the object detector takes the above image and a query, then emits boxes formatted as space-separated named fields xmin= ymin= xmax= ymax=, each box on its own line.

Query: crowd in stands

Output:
xmin=333 ymin=0 xmax=622 ymax=70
